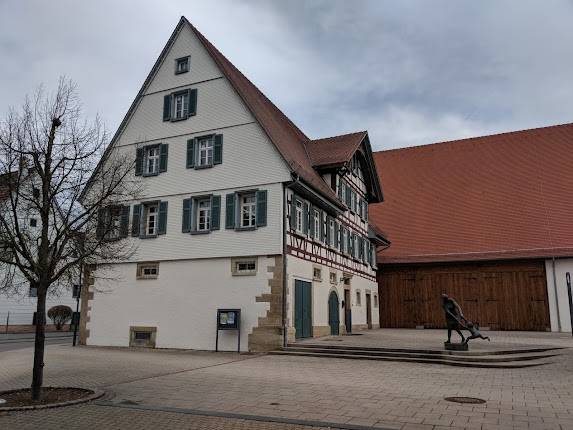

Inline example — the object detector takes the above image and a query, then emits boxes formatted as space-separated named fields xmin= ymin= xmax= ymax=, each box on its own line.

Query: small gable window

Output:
xmin=186 ymin=134 xmax=223 ymax=169
xmin=163 ymin=89 xmax=197 ymax=122
xmin=175 ymin=56 xmax=190 ymax=74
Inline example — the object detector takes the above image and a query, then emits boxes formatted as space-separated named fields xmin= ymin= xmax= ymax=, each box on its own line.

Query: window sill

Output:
xmin=139 ymin=234 xmax=158 ymax=239
xmin=194 ymin=164 xmax=213 ymax=170
xmin=175 ymin=70 xmax=189 ymax=75
xmin=190 ymin=230 xmax=211 ymax=235
xmin=136 ymin=276 xmax=159 ymax=280
xmin=236 ymin=226 xmax=256 ymax=232
xmin=232 ymin=271 xmax=257 ymax=277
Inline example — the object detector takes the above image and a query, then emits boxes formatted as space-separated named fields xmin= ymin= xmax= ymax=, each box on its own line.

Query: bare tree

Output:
xmin=0 ymin=78 xmax=140 ymax=400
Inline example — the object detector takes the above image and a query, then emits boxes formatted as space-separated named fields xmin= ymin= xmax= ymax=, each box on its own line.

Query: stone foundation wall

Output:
xmin=248 ymin=255 xmax=285 ymax=352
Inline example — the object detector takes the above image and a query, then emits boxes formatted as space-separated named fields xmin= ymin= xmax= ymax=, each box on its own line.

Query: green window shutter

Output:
xmin=213 ymin=134 xmax=223 ymax=165
xmin=303 ymin=202 xmax=309 ymax=235
xmin=182 ymin=198 xmax=192 ymax=233
xmin=358 ymin=237 xmax=363 ymax=260
xmin=349 ymin=231 xmax=353 ymax=255
xmin=309 ymin=206 xmax=315 ymax=238
xmin=119 ymin=206 xmax=130 ymax=238
xmin=158 ymin=201 xmax=168 ymax=235
xmin=338 ymin=178 xmax=343 ymax=199
xmin=96 ymin=208 xmax=106 ymax=240
xmin=186 ymin=139 xmax=195 ymax=168
xmin=256 ymin=189 xmax=267 ymax=227
xmin=188 ymin=89 xmax=198 ymax=117
xmin=319 ymin=211 xmax=325 ymax=242
xmin=225 ymin=193 xmax=236 ymax=229
xmin=163 ymin=94 xmax=172 ymax=121
xmin=159 ymin=144 xmax=168 ymax=172
xmin=211 ymin=195 xmax=221 ymax=230
xmin=135 ymin=148 xmax=144 ymax=176
xmin=364 ymin=199 xmax=368 ymax=222
xmin=290 ymin=195 xmax=297 ymax=230
xmin=325 ymin=216 xmax=331 ymax=244
xmin=131 ymin=204 xmax=141 ymax=237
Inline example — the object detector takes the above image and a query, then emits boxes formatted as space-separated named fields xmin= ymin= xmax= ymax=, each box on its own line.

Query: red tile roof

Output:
xmin=307 ymin=131 xmax=367 ymax=167
xmin=370 ymin=123 xmax=573 ymax=264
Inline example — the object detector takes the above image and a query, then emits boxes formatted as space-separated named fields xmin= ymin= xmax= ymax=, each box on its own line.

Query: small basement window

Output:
xmin=175 ymin=56 xmax=190 ymax=74
xmin=129 ymin=326 xmax=156 ymax=348
xmin=137 ymin=262 xmax=159 ymax=280
xmin=231 ymin=258 xmax=257 ymax=276
xmin=313 ymin=267 xmax=322 ymax=281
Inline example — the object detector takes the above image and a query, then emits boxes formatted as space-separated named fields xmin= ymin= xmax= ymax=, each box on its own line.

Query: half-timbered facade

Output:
xmin=80 ymin=17 xmax=386 ymax=352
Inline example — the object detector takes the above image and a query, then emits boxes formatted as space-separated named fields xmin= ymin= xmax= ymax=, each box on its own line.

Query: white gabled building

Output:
xmin=80 ymin=17 xmax=388 ymax=352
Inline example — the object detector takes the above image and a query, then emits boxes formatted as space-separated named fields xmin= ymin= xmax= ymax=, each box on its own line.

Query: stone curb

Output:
xmin=0 ymin=387 xmax=105 ymax=412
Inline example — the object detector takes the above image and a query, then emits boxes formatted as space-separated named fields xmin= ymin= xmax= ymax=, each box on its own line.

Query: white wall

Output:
xmin=88 ymin=256 xmax=276 ymax=351
xmin=286 ymin=254 xmax=379 ymax=335
xmin=124 ymin=182 xmax=284 ymax=262
xmin=0 ymin=291 xmax=78 ymax=325
xmin=545 ymin=258 xmax=573 ymax=333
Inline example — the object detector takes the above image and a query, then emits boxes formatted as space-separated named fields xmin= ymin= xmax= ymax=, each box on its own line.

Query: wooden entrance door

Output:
xmin=344 ymin=289 xmax=352 ymax=333
xmin=328 ymin=291 xmax=340 ymax=335
xmin=366 ymin=293 xmax=372 ymax=329
xmin=295 ymin=280 xmax=312 ymax=338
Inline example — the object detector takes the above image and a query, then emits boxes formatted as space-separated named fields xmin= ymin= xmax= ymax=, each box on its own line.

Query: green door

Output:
xmin=295 ymin=280 xmax=312 ymax=338
xmin=328 ymin=291 xmax=340 ymax=335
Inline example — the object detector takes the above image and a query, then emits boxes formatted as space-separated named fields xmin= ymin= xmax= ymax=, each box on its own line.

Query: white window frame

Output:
xmin=231 ymin=257 xmax=257 ymax=276
xmin=173 ymin=92 xmax=189 ymax=120
xmin=240 ymin=193 xmax=256 ymax=228
xmin=341 ymin=228 xmax=348 ymax=254
xmin=197 ymin=136 xmax=214 ymax=167
xmin=175 ymin=56 xmax=189 ymax=74
xmin=329 ymin=219 xmax=335 ymax=248
xmin=144 ymin=146 xmax=160 ymax=176
xmin=196 ymin=198 xmax=211 ymax=232
xmin=295 ymin=199 xmax=303 ymax=233
xmin=312 ymin=209 xmax=320 ymax=241
xmin=144 ymin=203 xmax=159 ymax=236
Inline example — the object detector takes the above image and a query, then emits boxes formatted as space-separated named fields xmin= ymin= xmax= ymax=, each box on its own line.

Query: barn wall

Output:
xmin=545 ymin=258 xmax=573 ymax=333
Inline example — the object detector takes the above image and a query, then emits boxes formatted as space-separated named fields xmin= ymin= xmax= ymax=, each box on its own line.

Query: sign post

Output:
xmin=566 ymin=273 xmax=573 ymax=337
xmin=215 ymin=309 xmax=241 ymax=353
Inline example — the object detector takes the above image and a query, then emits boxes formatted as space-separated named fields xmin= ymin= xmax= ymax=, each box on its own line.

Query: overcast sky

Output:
xmin=1 ymin=0 xmax=572 ymax=151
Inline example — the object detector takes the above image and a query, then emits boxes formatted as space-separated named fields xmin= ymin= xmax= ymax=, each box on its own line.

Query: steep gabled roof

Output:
xmin=370 ymin=122 xmax=573 ymax=264
xmin=183 ymin=17 xmax=343 ymax=208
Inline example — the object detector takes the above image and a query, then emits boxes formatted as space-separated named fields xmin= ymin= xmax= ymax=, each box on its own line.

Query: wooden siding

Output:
xmin=378 ymin=260 xmax=551 ymax=331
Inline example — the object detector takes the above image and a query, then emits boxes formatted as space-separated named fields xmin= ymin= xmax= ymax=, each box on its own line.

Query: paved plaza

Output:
xmin=0 ymin=329 xmax=572 ymax=429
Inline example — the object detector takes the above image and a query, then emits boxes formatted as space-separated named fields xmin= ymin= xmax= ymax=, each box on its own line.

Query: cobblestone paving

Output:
xmin=0 ymin=403 xmax=337 ymax=429
xmin=1 ymin=330 xmax=572 ymax=429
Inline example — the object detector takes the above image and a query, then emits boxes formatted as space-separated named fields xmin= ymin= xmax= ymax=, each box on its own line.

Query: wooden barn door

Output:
xmin=379 ymin=260 xmax=550 ymax=331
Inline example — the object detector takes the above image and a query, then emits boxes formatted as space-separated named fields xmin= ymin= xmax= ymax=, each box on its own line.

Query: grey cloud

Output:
xmin=1 ymin=0 xmax=572 ymax=151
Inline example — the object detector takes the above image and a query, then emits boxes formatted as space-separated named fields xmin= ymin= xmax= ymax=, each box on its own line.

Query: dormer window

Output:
xmin=175 ymin=56 xmax=190 ymax=74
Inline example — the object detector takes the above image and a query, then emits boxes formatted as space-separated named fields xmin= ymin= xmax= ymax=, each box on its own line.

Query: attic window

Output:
xmin=175 ymin=56 xmax=190 ymax=74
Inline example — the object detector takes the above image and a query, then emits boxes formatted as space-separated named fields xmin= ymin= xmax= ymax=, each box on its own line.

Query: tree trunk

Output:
xmin=31 ymin=283 xmax=46 ymax=401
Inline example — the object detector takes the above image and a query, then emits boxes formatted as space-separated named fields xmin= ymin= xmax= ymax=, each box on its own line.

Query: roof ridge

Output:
xmin=376 ymin=121 xmax=573 ymax=154
xmin=310 ymin=130 xmax=368 ymax=144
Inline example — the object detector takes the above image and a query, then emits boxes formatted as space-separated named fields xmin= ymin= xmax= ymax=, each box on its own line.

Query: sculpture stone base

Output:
xmin=444 ymin=342 xmax=468 ymax=351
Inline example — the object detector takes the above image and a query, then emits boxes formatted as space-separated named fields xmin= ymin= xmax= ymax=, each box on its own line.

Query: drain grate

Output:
xmin=445 ymin=396 xmax=486 ymax=404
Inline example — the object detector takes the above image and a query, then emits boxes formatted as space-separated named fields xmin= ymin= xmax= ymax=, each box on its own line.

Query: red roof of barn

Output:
xmin=370 ymin=123 xmax=573 ymax=264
